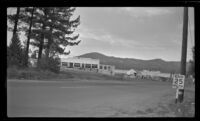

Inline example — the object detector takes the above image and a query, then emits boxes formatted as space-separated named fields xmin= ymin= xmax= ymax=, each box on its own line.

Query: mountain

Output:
xmin=79 ymin=52 xmax=183 ymax=73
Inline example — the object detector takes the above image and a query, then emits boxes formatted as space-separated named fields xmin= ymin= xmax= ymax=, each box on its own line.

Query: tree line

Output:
xmin=7 ymin=7 xmax=81 ymax=73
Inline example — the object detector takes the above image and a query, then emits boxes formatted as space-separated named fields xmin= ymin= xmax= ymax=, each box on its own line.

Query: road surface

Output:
xmin=7 ymin=79 xmax=175 ymax=117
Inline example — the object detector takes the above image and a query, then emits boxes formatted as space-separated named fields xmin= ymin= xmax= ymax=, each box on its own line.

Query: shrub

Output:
xmin=37 ymin=56 xmax=61 ymax=73
xmin=7 ymin=35 xmax=25 ymax=68
xmin=7 ymin=66 xmax=19 ymax=79
xmin=159 ymin=77 xmax=169 ymax=82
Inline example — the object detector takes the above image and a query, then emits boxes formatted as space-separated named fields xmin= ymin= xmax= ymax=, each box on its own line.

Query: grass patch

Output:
xmin=156 ymin=86 xmax=195 ymax=117
xmin=167 ymin=88 xmax=195 ymax=117
xmin=7 ymin=67 xmax=125 ymax=81
xmin=7 ymin=67 xmax=177 ymax=83
xmin=7 ymin=66 xmax=74 ymax=80
xmin=132 ymin=85 xmax=195 ymax=117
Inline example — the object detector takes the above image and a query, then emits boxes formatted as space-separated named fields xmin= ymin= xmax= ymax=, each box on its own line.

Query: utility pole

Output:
xmin=178 ymin=7 xmax=188 ymax=103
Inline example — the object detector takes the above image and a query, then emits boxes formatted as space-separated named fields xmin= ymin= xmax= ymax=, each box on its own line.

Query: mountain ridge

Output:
xmin=78 ymin=52 xmax=182 ymax=73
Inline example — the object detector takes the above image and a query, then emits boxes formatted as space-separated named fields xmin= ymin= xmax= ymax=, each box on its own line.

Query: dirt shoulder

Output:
xmin=132 ymin=85 xmax=195 ymax=117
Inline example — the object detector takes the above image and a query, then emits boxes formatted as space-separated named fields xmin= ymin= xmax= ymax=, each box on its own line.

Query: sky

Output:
xmin=7 ymin=7 xmax=195 ymax=61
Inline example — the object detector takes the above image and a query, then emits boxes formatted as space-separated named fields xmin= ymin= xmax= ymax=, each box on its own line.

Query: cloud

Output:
xmin=78 ymin=26 xmax=142 ymax=48
xmin=119 ymin=7 xmax=172 ymax=18
xmin=78 ymin=24 xmax=178 ymax=50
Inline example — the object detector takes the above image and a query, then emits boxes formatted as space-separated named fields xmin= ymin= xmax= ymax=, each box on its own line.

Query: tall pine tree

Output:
xmin=7 ymin=7 xmax=25 ymax=67
xmin=8 ymin=7 xmax=81 ymax=69
xmin=30 ymin=7 xmax=81 ymax=59
xmin=8 ymin=34 xmax=24 ymax=67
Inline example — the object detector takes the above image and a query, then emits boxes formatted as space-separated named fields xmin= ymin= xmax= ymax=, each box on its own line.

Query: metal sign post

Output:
xmin=177 ymin=75 xmax=185 ymax=103
xmin=175 ymin=88 xmax=179 ymax=104
xmin=172 ymin=74 xmax=185 ymax=104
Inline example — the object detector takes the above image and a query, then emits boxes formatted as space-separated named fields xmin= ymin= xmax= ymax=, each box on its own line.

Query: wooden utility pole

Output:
xmin=178 ymin=7 xmax=188 ymax=103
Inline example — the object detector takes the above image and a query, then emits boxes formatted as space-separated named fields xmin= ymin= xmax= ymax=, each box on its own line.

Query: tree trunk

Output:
xmin=45 ymin=8 xmax=54 ymax=59
xmin=45 ymin=27 xmax=53 ymax=59
xmin=37 ymin=8 xmax=49 ymax=66
xmin=13 ymin=7 xmax=20 ymax=37
xmin=25 ymin=7 xmax=35 ymax=67
xmin=37 ymin=24 xmax=45 ymax=63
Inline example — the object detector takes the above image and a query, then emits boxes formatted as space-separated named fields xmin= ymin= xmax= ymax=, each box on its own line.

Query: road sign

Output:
xmin=172 ymin=74 xmax=185 ymax=89
xmin=172 ymin=74 xmax=179 ymax=88
xmin=178 ymin=76 xmax=185 ymax=89
xmin=172 ymin=78 xmax=179 ymax=88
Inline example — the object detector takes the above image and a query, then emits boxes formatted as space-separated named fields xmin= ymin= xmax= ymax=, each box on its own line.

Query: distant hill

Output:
xmin=78 ymin=52 xmax=184 ymax=73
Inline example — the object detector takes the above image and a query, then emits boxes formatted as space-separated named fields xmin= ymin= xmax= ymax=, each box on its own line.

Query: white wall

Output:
xmin=99 ymin=64 xmax=115 ymax=75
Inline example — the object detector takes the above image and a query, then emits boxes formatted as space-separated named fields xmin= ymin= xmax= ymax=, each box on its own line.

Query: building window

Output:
xmin=100 ymin=65 xmax=103 ymax=69
xmin=104 ymin=66 xmax=107 ymax=70
xmin=85 ymin=64 xmax=91 ymax=68
xmin=74 ymin=63 xmax=80 ymax=67
xmin=92 ymin=64 xmax=98 ymax=68
xmin=108 ymin=66 xmax=111 ymax=70
xmin=62 ymin=62 xmax=68 ymax=67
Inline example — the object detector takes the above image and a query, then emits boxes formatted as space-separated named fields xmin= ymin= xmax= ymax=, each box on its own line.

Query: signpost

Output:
xmin=172 ymin=74 xmax=185 ymax=103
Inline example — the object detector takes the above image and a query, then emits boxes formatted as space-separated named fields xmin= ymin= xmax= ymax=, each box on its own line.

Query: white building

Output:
xmin=126 ymin=69 xmax=137 ymax=76
xmin=60 ymin=57 xmax=100 ymax=71
xmin=99 ymin=64 xmax=115 ymax=75
xmin=114 ymin=69 xmax=137 ymax=79
xmin=125 ymin=69 xmax=137 ymax=79
xmin=60 ymin=57 xmax=115 ymax=75
xmin=140 ymin=70 xmax=171 ymax=79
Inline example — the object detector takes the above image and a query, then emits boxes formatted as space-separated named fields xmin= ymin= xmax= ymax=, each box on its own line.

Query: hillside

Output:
xmin=78 ymin=52 xmax=182 ymax=73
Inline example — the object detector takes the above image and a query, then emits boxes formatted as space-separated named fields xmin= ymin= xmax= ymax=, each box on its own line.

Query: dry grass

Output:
xmin=7 ymin=67 xmax=124 ymax=81
xmin=7 ymin=67 xmax=74 ymax=80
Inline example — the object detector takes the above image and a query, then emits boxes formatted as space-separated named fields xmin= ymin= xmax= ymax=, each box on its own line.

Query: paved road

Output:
xmin=7 ymin=79 xmax=174 ymax=117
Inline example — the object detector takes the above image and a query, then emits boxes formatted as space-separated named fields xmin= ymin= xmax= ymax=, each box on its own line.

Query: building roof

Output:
xmin=61 ymin=57 xmax=99 ymax=61
xmin=126 ymin=69 xmax=137 ymax=75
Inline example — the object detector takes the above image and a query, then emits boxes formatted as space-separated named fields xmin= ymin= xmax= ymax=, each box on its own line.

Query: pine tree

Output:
xmin=31 ymin=7 xmax=81 ymax=58
xmin=7 ymin=7 xmax=25 ymax=34
xmin=8 ymin=7 xmax=81 ymax=71
xmin=7 ymin=7 xmax=28 ymax=67
xmin=8 ymin=34 xmax=24 ymax=67
xmin=13 ymin=7 xmax=20 ymax=36
xmin=24 ymin=7 xmax=35 ymax=67
xmin=7 ymin=7 xmax=25 ymax=68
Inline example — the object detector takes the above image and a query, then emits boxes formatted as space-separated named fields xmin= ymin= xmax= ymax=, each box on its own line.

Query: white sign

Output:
xmin=172 ymin=74 xmax=185 ymax=89
xmin=172 ymin=74 xmax=179 ymax=88
xmin=178 ymin=76 xmax=185 ymax=89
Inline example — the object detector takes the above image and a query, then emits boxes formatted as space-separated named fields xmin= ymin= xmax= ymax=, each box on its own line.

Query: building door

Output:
xmin=82 ymin=64 xmax=84 ymax=68
xmin=69 ymin=63 xmax=73 ymax=68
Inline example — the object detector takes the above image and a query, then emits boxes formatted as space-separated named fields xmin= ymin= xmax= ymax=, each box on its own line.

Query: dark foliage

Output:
xmin=37 ymin=56 xmax=61 ymax=73
xmin=7 ymin=35 xmax=25 ymax=68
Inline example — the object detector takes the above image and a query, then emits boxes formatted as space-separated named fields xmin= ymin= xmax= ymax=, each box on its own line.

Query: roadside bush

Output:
xmin=7 ymin=66 xmax=19 ymax=79
xmin=37 ymin=56 xmax=61 ymax=73
xmin=159 ymin=77 xmax=169 ymax=82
